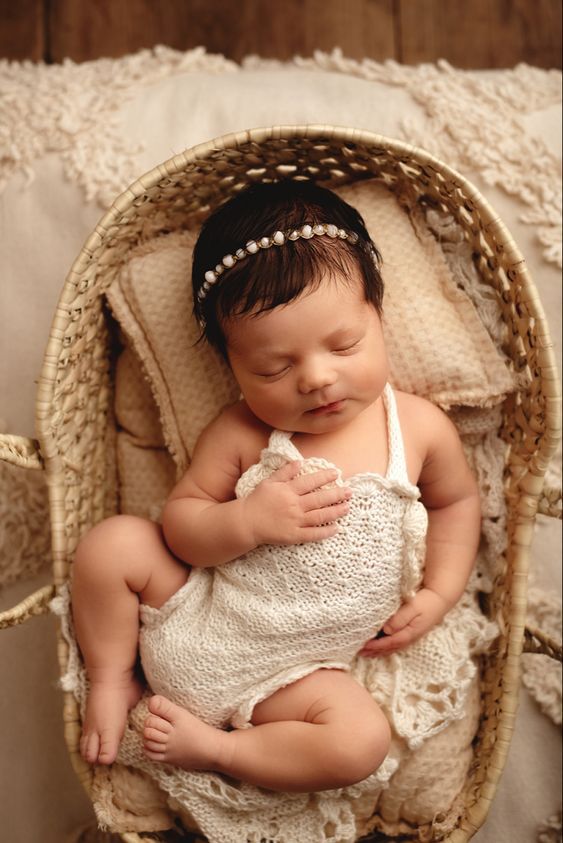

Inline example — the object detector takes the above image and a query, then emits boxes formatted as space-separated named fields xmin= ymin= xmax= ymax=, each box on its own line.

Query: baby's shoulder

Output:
xmin=213 ymin=399 xmax=269 ymax=438
xmin=394 ymin=389 xmax=458 ymax=451
xmin=203 ymin=400 xmax=270 ymax=462
xmin=394 ymin=389 xmax=444 ymax=422
xmin=172 ymin=401 xmax=270 ymax=503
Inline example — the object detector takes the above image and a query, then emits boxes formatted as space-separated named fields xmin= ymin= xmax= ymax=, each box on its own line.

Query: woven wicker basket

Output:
xmin=0 ymin=125 xmax=561 ymax=843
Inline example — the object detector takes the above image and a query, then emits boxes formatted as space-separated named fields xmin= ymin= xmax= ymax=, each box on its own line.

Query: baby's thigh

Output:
xmin=131 ymin=519 xmax=189 ymax=609
xmin=251 ymin=668 xmax=385 ymax=730
xmin=75 ymin=514 xmax=189 ymax=609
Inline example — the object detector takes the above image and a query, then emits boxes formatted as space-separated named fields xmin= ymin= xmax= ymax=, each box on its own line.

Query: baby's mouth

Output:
xmin=307 ymin=400 xmax=346 ymax=416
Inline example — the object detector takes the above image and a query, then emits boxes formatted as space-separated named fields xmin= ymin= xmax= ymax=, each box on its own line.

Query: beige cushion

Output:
xmin=115 ymin=346 xmax=177 ymax=519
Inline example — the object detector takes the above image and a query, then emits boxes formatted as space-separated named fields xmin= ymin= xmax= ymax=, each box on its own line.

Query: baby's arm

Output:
xmin=361 ymin=395 xmax=480 ymax=656
xmin=162 ymin=403 xmax=351 ymax=568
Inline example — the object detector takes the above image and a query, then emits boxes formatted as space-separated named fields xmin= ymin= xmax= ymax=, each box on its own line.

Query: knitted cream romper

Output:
xmin=139 ymin=384 xmax=428 ymax=730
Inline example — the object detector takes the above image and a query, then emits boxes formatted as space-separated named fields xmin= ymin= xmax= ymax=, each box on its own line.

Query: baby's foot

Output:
xmin=81 ymin=674 xmax=143 ymax=765
xmin=143 ymin=695 xmax=224 ymax=771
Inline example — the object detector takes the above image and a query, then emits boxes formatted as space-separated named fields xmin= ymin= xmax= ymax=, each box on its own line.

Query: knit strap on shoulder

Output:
xmin=382 ymin=384 xmax=410 ymax=485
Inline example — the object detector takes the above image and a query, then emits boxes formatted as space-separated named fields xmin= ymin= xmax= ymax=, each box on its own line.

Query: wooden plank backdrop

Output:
xmin=0 ymin=0 xmax=561 ymax=68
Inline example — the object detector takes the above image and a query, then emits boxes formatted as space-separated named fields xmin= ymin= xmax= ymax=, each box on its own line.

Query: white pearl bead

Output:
xmin=222 ymin=254 xmax=235 ymax=268
xmin=313 ymin=224 xmax=325 ymax=235
xmin=260 ymin=237 xmax=271 ymax=248
xmin=236 ymin=249 xmax=246 ymax=259
xmin=288 ymin=230 xmax=300 ymax=241
xmin=326 ymin=225 xmax=338 ymax=238
xmin=273 ymin=230 xmax=285 ymax=245
xmin=215 ymin=264 xmax=224 ymax=274
xmin=246 ymin=240 xmax=258 ymax=253
xmin=301 ymin=224 xmax=313 ymax=239
xmin=204 ymin=271 xmax=216 ymax=284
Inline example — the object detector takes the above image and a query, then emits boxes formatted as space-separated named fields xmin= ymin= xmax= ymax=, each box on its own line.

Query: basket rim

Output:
xmin=93 ymin=123 xmax=519 ymax=247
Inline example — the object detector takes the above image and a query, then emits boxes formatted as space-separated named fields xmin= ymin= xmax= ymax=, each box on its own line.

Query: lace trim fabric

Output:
xmin=0 ymin=46 xmax=237 ymax=205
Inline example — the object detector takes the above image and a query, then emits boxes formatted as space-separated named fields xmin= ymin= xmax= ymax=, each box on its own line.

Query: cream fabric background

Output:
xmin=0 ymin=54 xmax=560 ymax=842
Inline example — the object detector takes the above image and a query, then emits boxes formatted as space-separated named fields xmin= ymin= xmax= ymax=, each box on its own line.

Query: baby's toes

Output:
xmin=81 ymin=731 xmax=100 ymax=765
xmin=148 ymin=694 xmax=184 ymax=725
xmin=144 ymin=713 xmax=172 ymax=734
xmin=144 ymin=738 xmax=167 ymax=756
xmin=144 ymin=726 xmax=168 ymax=744
xmin=144 ymin=732 xmax=168 ymax=760
xmin=143 ymin=721 xmax=170 ymax=760
xmin=97 ymin=727 xmax=121 ymax=765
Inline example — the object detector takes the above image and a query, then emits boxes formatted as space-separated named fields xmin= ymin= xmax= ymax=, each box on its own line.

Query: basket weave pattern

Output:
xmin=10 ymin=126 xmax=561 ymax=842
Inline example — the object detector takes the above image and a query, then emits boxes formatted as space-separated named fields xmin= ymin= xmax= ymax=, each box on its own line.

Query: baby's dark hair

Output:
xmin=192 ymin=180 xmax=383 ymax=357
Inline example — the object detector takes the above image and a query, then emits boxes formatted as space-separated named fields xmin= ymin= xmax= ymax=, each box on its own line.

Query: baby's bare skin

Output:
xmin=73 ymin=516 xmax=189 ymax=766
xmin=81 ymin=672 xmax=143 ymax=765
xmin=142 ymin=670 xmax=391 ymax=792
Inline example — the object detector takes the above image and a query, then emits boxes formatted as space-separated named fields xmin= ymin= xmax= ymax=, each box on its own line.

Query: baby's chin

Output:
xmin=293 ymin=406 xmax=356 ymax=435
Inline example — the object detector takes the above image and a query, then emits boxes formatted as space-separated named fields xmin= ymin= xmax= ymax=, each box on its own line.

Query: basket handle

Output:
xmin=523 ymin=624 xmax=563 ymax=662
xmin=0 ymin=584 xmax=56 ymax=630
xmin=0 ymin=433 xmax=43 ymax=471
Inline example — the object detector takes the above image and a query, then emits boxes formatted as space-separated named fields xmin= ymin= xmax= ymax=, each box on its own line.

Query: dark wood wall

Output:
xmin=0 ymin=0 xmax=561 ymax=68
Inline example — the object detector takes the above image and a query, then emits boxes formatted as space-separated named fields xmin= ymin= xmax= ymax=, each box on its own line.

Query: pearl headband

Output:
xmin=197 ymin=222 xmax=360 ymax=304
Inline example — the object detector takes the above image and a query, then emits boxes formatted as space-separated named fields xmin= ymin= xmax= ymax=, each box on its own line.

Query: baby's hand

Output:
xmin=244 ymin=460 xmax=352 ymax=546
xmin=358 ymin=587 xmax=450 ymax=657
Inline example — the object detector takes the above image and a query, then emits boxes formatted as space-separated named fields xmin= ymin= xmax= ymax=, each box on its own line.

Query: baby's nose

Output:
xmin=297 ymin=359 xmax=337 ymax=393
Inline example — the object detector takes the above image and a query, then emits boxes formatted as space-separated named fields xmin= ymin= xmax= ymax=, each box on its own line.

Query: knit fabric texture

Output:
xmin=139 ymin=385 xmax=423 ymax=731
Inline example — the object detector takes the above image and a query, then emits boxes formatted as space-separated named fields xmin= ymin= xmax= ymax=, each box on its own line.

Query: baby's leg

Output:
xmin=72 ymin=515 xmax=188 ymax=766
xmin=143 ymin=669 xmax=390 ymax=792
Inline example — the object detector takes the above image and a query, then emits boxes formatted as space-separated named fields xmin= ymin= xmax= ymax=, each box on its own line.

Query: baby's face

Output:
xmin=224 ymin=270 xmax=389 ymax=434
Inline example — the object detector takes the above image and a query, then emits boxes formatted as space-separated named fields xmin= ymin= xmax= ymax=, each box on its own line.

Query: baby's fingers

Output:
xmin=269 ymin=461 xmax=303 ymax=483
xmin=359 ymin=627 xmax=413 ymax=656
xmin=302 ymin=484 xmax=352 ymax=512
xmin=291 ymin=467 xmax=340 ymax=495
xmin=299 ymin=522 xmax=342 ymax=542
xmin=302 ymin=498 xmax=351 ymax=527
xmin=382 ymin=603 xmax=419 ymax=635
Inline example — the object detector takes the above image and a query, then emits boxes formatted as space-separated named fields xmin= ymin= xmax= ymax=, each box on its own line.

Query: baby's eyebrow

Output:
xmin=251 ymin=348 xmax=289 ymax=363
xmin=327 ymin=326 xmax=355 ymax=338
xmin=253 ymin=325 xmax=360 ymax=358
xmin=325 ymin=324 xmax=363 ymax=342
